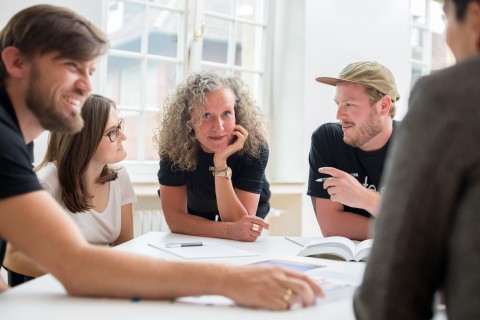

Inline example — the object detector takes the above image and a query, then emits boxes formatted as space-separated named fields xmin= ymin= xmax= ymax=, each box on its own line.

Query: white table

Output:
xmin=0 ymin=232 xmax=366 ymax=320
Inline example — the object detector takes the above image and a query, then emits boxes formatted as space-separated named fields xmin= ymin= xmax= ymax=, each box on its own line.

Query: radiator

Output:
xmin=133 ymin=210 xmax=170 ymax=237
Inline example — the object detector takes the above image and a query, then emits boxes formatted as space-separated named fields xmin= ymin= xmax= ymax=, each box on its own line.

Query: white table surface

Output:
xmin=0 ymin=232 xmax=366 ymax=320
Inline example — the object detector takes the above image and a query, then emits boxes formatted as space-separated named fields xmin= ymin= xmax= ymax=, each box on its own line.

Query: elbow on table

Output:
xmin=61 ymin=275 xmax=92 ymax=297
xmin=318 ymin=223 xmax=339 ymax=237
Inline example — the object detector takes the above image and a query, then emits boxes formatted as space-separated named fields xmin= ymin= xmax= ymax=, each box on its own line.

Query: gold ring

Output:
xmin=282 ymin=288 xmax=293 ymax=302
xmin=251 ymin=223 xmax=260 ymax=232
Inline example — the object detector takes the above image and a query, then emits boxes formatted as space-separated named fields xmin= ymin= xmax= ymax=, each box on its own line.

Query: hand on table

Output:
xmin=228 ymin=215 xmax=269 ymax=242
xmin=224 ymin=265 xmax=324 ymax=310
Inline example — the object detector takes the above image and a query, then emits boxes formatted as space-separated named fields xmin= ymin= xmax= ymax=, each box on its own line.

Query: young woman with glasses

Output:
xmin=3 ymin=94 xmax=136 ymax=286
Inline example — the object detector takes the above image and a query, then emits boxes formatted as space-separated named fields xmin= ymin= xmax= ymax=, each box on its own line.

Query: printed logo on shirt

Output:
xmin=362 ymin=176 xmax=384 ymax=194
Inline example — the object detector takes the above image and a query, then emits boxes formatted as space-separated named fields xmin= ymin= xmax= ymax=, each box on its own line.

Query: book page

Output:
xmin=297 ymin=236 xmax=356 ymax=261
xmin=285 ymin=236 xmax=322 ymax=247
xmin=353 ymin=239 xmax=373 ymax=262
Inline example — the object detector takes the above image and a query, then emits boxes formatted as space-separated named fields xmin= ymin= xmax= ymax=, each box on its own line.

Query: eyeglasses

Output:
xmin=103 ymin=118 xmax=124 ymax=142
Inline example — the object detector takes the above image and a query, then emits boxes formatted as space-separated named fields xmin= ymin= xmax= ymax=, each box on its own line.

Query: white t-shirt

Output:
xmin=36 ymin=163 xmax=137 ymax=245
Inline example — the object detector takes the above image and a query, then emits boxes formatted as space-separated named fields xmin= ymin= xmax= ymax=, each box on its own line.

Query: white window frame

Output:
xmin=100 ymin=0 xmax=270 ymax=184
xmin=190 ymin=0 xmax=269 ymax=105
xmin=409 ymin=0 xmax=433 ymax=88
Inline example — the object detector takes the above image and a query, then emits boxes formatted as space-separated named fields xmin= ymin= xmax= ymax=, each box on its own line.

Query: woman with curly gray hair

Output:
xmin=155 ymin=70 xmax=271 ymax=242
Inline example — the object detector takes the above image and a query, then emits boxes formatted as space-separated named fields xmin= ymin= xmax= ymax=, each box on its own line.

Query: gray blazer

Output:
xmin=354 ymin=55 xmax=480 ymax=319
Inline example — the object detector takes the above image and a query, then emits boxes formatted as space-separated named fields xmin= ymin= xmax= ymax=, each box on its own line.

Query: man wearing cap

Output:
xmin=307 ymin=61 xmax=400 ymax=240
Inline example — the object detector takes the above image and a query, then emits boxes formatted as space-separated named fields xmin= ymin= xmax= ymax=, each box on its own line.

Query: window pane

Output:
xmin=236 ymin=0 xmax=265 ymax=23
xmin=147 ymin=8 xmax=181 ymax=57
xmin=410 ymin=0 xmax=426 ymax=24
xmin=145 ymin=111 xmax=159 ymax=161
xmin=235 ymin=23 xmax=263 ymax=68
xmin=233 ymin=71 xmax=262 ymax=106
xmin=410 ymin=28 xmax=426 ymax=60
xmin=430 ymin=0 xmax=446 ymax=34
xmin=205 ymin=0 xmax=233 ymax=15
xmin=202 ymin=16 xmax=230 ymax=64
xmin=200 ymin=65 xmax=228 ymax=76
xmin=149 ymin=0 xmax=182 ymax=8
xmin=120 ymin=111 xmax=140 ymax=161
xmin=107 ymin=1 xmax=144 ymax=52
xmin=146 ymin=60 xmax=178 ymax=109
xmin=411 ymin=64 xmax=427 ymax=89
xmin=106 ymin=56 xmax=142 ymax=108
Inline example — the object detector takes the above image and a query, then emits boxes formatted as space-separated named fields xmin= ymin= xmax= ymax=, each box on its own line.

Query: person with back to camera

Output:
xmin=0 ymin=4 xmax=322 ymax=310
xmin=155 ymin=70 xmax=271 ymax=242
xmin=354 ymin=0 xmax=480 ymax=318
xmin=308 ymin=61 xmax=400 ymax=240
xmin=3 ymin=94 xmax=136 ymax=286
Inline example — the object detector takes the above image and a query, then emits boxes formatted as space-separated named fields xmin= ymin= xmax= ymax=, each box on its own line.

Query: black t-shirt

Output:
xmin=307 ymin=121 xmax=398 ymax=217
xmin=0 ymin=87 xmax=44 ymax=266
xmin=158 ymin=146 xmax=271 ymax=221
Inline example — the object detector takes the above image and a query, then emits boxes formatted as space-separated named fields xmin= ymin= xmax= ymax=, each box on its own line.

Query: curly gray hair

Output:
xmin=154 ymin=70 xmax=268 ymax=171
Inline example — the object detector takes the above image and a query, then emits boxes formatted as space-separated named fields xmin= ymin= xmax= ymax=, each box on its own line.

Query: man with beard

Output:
xmin=307 ymin=61 xmax=400 ymax=240
xmin=0 ymin=4 xmax=322 ymax=309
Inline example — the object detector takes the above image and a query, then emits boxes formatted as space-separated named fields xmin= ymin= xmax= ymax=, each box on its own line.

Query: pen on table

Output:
xmin=165 ymin=242 xmax=204 ymax=248
xmin=316 ymin=173 xmax=358 ymax=183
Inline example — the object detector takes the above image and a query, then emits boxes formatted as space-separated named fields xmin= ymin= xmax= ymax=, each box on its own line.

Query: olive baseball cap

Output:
xmin=315 ymin=61 xmax=400 ymax=102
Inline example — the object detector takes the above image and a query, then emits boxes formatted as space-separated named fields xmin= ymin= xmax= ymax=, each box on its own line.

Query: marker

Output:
xmin=316 ymin=173 xmax=359 ymax=183
xmin=165 ymin=242 xmax=204 ymax=248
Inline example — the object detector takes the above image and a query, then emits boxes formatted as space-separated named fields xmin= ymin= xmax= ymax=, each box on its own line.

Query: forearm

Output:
xmin=3 ymin=244 xmax=46 ymax=277
xmin=358 ymin=190 xmax=381 ymax=216
xmin=214 ymin=177 xmax=249 ymax=222
xmin=62 ymin=246 xmax=230 ymax=299
xmin=164 ymin=210 xmax=233 ymax=239
xmin=318 ymin=211 xmax=371 ymax=240
xmin=0 ymin=279 xmax=8 ymax=292
xmin=113 ymin=204 xmax=134 ymax=245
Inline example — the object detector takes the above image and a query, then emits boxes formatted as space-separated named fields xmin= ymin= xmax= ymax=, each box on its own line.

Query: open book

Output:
xmin=296 ymin=236 xmax=373 ymax=262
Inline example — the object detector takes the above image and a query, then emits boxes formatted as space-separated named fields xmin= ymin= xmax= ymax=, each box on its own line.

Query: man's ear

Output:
xmin=379 ymin=95 xmax=392 ymax=116
xmin=1 ymin=46 xmax=28 ymax=79
xmin=468 ymin=1 xmax=480 ymax=51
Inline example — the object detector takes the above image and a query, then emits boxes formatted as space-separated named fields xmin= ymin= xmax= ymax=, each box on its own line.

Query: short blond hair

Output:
xmin=364 ymin=86 xmax=396 ymax=118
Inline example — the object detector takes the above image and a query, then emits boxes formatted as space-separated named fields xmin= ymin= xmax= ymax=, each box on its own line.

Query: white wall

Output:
xmin=268 ymin=0 xmax=306 ymax=182
xmin=268 ymin=0 xmax=411 ymax=235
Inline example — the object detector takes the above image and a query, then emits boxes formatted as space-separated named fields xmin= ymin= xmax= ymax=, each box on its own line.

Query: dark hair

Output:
xmin=36 ymin=94 xmax=119 ymax=213
xmin=450 ymin=0 xmax=480 ymax=20
xmin=0 ymin=4 xmax=108 ymax=85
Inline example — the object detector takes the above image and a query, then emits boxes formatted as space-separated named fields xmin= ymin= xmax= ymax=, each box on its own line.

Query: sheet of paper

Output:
xmin=250 ymin=259 xmax=325 ymax=273
xmin=176 ymin=295 xmax=235 ymax=307
xmin=285 ymin=236 xmax=322 ymax=247
xmin=148 ymin=241 xmax=258 ymax=259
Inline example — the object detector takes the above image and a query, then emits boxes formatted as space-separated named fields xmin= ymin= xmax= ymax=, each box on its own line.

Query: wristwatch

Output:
xmin=209 ymin=166 xmax=232 ymax=179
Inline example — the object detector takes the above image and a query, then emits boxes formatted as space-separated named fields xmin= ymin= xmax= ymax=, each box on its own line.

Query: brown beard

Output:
xmin=343 ymin=108 xmax=382 ymax=148
xmin=25 ymin=62 xmax=84 ymax=133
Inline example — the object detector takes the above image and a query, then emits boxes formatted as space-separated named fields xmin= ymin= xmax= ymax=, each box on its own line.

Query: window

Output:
xmin=409 ymin=0 xmax=453 ymax=88
xmin=101 ymin=0 xmax=269 ymax=183
xmin=196 ymin=0 xmax=268 ymax=103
